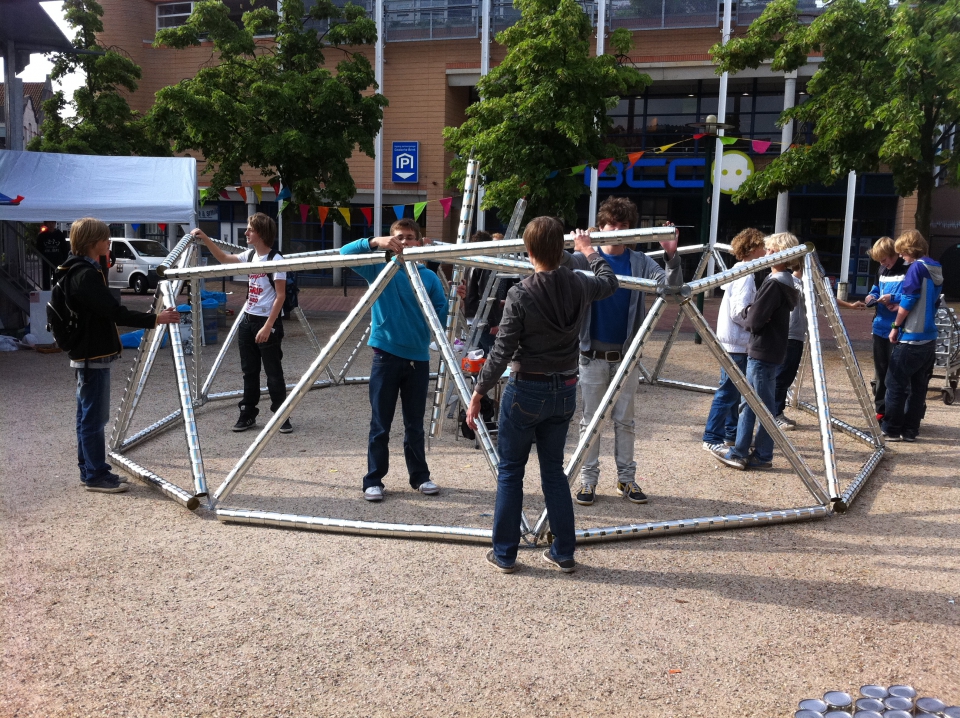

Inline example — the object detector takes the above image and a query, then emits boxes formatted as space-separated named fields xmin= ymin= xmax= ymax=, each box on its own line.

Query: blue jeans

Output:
xmin=881 ymin=341 xmax=936 ymax=439
xmin=733 ymin=358 xmax=778 ymax=463
xmin=76 ymin=367 xmax=112 ymax=482
xmin=492 ymin=377 xmax=578 ymax=566
xmin=365 ymin=350 xmax=431 ymax=490
xmin=774 ymin=339 xmax=805 ymax=416
xmin=702 ymin=352 xmax=747 ymax=445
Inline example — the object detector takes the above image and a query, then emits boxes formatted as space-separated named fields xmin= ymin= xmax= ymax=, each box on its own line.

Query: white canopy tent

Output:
xmin=0 ymin=151 xmax=197 ymax=225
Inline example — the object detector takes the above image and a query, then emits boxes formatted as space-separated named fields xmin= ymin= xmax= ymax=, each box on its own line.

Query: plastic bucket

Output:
xmin=201 ymin=298 xmax=219 ymax=344
xmin=202 ymin=290 xmax=228 ymax=328
xmin=176 ymin=303 xmax=193 ymax=354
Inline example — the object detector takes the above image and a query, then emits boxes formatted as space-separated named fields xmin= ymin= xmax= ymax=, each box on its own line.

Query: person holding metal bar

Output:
xmin=712 ymin=232 xmax=801 ymax=471
xmin=466 ymin=218 xmax=618 ymax=574
xmin=190 ymin=214 xmax=293 ymax=434
xmin=701 ymin=228 xmax=767 ymax=453
xmin=881 ymin=230 xmax=943 ymax=442
xmin=566 ymin=197 xmax=681 ymax=507
xmin=59 ymin=218 xmax=180 ymax=493
xmin=341 ymin=218 xmax=448 ymax=502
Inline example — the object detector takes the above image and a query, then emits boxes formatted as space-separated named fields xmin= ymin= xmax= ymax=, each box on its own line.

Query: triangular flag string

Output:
xmin=299 ymin=204 xmax=309 ymax=224
xmin=439 ymin=197 xmax=453 ymax=218
xmin=339 ymin=207 xmax=351 ymax=225
xmin=393 ymin=205 xmax=406 ymax=221
xmin=251 ymin=184 xmax=262 ymax=203
xmin=360 ymin=207 xmax=373 ymax=226
xmin=413 ymin=201 xmax=427 ymax=221
xmin=317 ymin=206 xmax=329 ymax=225
xmin=596 ymin=158 xmax=614 ymax=176
xmin=236 ymin=186 xmax=247 ymax=203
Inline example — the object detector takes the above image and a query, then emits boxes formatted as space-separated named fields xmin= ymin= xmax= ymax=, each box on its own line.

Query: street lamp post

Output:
xmin=687 ymin=114 xmax=734 ymax=343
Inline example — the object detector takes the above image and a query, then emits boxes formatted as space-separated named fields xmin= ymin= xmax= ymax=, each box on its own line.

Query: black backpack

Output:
xmin=46 ymin=257 xmax=92 ymax=351
xmin=246 ymin=248 xmax=298 ymax=315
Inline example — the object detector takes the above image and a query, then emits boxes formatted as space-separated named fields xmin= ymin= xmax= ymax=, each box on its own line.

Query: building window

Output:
xmin=157 ymin=2 xmax=195 ymax=31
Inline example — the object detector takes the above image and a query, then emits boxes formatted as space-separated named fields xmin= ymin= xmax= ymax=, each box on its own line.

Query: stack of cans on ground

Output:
xmin=794 ymin=684 xmax=960 ymax=718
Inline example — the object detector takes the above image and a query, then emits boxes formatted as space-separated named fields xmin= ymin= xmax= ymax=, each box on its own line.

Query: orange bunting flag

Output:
xmin=317 ymin=206 xmax=329 ymax=224
xmin=236 ymin=186 xmax=247 ymax=202
xmin=339 ymin=207 xmax=351 ymax=225
xmin=251 ymin=184 xmax=262 ymax=203
xmin=626 ymin=151 xmax=644 ymax=168
xmin=413 ymin=201 xmax=427 ymax=221
xmin=597 ymin=158 xmax=614 ymax=176
xmin=439 ymin=197 xmax=453 ymax=218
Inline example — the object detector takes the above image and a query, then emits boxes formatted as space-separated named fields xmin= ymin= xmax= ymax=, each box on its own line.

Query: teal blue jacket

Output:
xmin=340 ymin=238 xmax=447 ymax=361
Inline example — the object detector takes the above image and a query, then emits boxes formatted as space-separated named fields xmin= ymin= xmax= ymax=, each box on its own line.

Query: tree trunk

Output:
xmin=914 ymin=173 xmax=934 ymax=242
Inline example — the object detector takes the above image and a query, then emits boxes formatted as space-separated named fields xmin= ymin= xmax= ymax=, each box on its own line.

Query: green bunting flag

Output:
xmin=413 ymin=201 xmax=427 ymax=221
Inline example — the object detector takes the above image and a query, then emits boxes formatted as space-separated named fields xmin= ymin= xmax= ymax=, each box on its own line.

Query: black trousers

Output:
xmin=871 ymin=333 xmax=894 ymax=416
xmin=237 ymin=313 xmax=286 ymax=416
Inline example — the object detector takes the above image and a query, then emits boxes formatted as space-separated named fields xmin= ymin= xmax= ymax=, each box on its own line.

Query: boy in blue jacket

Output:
xmin=341 ymin=219 xmax=448 ymax=501
xmin=863 ymin=237 xmax=906 ymax=420
xmin=881 ymin=230 xmax=944 ymax=442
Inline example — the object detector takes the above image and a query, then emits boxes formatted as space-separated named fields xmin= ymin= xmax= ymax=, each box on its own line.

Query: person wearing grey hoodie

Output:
xmin=466 ymin=218 xmax=618 ymax=574
xmin=713 ymin=233 xmax=800 ymax=471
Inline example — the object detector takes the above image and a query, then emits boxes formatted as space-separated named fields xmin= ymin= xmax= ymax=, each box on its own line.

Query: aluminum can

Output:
xmin=824 ymin=692 xmax=853 ymax=711
xmin=854 ymin=698 xmax=884 ymax=712
xmin=852 ymin=711 xmax=882 ymax=718
xmin=943 ymin=707 xmax=960 ymax=718
xmin=824 ymin=712 xmax=851 ymax=718
xmin=799 ymin=699 xmax=829 ymax=713
xmin=888 ymin=685 xmax=918 ymax=700
xmin=859 ymin=685 xmax=888 ymax=700
xmin=883 ymin=711 xmax=912 ymax=718
xmin=916 ymin=697 xmax=947 ymax=715
xmin=884 ymin=696 xmax=914 ymax=712
xmin=794 ymin=711 xmax=824 ymax=718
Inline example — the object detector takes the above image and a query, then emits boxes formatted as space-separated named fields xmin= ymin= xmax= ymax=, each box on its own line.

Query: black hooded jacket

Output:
xmin=475 ymin=253 xmax=618 ymax=395
xmin=743 ymin=270 xmax=800 ymax=365
xmin=61 ymin=256 xmax=159 ymax=363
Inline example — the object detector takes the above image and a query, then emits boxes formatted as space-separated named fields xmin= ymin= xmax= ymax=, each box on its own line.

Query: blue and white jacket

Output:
xmin=898 ymin=257 xmax=944 ymax=342
xmin=340 ymin=238 xmax=447 ymax=361
xmin=866 ymin=257 xmax=906 ymax=338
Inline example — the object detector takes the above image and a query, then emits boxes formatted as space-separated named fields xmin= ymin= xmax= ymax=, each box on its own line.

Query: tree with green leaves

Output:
xmin=150 ymin=0 xmax=386 ymax=210
xmin=443 ymin=0 xmax=649 ymax=224
xmin=28 ymin=0 xmax=166 ymax=156
xmin=712 ymin=0 xmax=960 ymax=239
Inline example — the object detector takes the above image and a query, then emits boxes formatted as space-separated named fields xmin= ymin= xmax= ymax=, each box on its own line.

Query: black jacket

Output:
xmin=61 ymin=256 xmax=159 ymax=363
xmin=475 ymin=253 xmax=618 ymax=395
xmin=743 ymin=271 xmax=800 ymax=364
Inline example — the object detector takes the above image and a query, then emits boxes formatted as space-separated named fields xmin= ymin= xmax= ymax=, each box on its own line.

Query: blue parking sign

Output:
xmin=392 ymin=142 xmax=419 ymax=183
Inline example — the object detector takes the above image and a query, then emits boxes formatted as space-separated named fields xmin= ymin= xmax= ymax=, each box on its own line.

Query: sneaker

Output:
xmin=85 ymin=475 xmax=129 ymax=493
xmin=541 ymin=549 xmax=576 ymax=573
xmin=485 ymin=550 xmax=516 ymax=573
xmin=363 ymin=486 xmax=384 ymax=502
xmin=702 ymin=441 xmax=726 ymax=453
xmin=617 ymin=481 xmax=648 ymax=504
xmin=233 ymin=415 xmax=256 ymax=432
xmin=711 ymin=447 xmax=747 ymax=470
xmin=746 ymin=454 xmax=773 ymax=470
xmin=882 ymin=431 xmax=902 ymax=442
xmin=901 ymin=434 xmax=917 ymax=443
xmin=278 ymin=418 xmax=293 ymax=434
xmin=417 ymin=480 xmax=440 ymax=495
xmin=775 ymin=414 xmax=796 ymax=431
xmin=574 ymin=484 xmax=596 ymax=506
xmin=81 ymin=471 xmax=127 ymax=485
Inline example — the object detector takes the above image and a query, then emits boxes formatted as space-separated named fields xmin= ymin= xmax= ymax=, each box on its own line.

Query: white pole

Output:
xmin=332 ymin=221 xmax=343 ymax=287
xmin=4 ymin=43 xmax=25 ymax=152
xmin=708 ymin=0 xmax=732 ymax=251
xmin=374 ymin=0 xmax=384 ymax=236
xmin=476 ymin=0 xmax=491 ymax=232
xmin=588 ymin=0 xmax=607 ymax=228
xmin=775 ymin=71 xmax=797 ymax=233
xmin=837 ymin=170 xmax=857 ymax=301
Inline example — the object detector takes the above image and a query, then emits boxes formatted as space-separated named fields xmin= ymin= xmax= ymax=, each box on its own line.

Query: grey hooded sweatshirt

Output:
xmin=474 ymin=253 xmax=618 ymax=395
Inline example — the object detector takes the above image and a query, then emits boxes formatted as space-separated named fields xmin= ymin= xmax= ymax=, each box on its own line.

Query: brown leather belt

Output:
xmin=515 ymin=372 xmax=578 ymax=386
xmin=581 ymin=349 xmax=622 ymax=362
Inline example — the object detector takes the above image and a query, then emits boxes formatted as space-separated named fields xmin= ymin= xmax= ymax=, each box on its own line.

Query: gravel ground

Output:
xmin=2 ymin=304 xmax=959 ymax=717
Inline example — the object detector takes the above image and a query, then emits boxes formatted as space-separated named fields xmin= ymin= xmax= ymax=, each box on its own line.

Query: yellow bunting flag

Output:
xmin=339 ymin=207 xmax=351 ymax=225
xmin=251 ymin=184 xmax=262 ymax=203
xmin=655 ymin=142 xmax=681 ymax=153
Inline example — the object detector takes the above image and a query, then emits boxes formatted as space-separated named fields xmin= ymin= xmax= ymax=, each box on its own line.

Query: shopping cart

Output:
xmin=933 ymin=303 xmax=960 ymax=405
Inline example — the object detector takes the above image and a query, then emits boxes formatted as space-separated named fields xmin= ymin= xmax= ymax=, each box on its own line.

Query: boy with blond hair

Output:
xmin=863 ymin=237 xmax=906 ymax=419
xmin=713 ymin=232 xmax=800 ymax=471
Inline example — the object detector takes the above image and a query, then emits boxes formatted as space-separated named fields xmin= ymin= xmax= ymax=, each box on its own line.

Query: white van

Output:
xmin=108 ymin=238 xmax=168 ymax=294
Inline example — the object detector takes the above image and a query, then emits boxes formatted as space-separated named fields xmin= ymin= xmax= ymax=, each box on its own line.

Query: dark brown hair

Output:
xmin=730 ymin=227 xmax=766 ymax=261
xmin=596 ymin=196 xmax=638 ymax=230
xmin=390 ymin=218 xmax=422 ymax=241
xmin=470 ymin=230 xmax=492 ymax=243
xmin=248 ymin=212 xmax=277 ymax=247
xmin=523 ymin=217 xmax=565 ymax=269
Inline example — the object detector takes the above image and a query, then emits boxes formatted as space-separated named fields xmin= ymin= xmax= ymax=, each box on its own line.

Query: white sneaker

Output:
xmin=364 ymin=486 xmax=384 ymax=502
xmin=702 ymin=441 xmax=726 ymax=453
xmin=775 ymin=414 xmax=796 ymax=431
xmin=417 ymin=481 xmax=440 ymax=495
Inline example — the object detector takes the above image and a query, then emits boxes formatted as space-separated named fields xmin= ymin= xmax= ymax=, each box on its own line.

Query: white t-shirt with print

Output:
xmin=238 ymin=249 xmax=287 ymax=317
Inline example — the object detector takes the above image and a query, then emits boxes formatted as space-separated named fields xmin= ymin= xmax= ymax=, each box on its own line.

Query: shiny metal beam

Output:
xmin=531 ymin=296 xmax=668 ymax=541
xmin=652 ymin=378 xmax=718 ymax=394
xmin=119 ymin=410 xmax=183 ymax=452
xmin=216 ymin=508 xmax=492 ymax=542
xmin=684 ymin=243 xmax=813 ymax=296
xmin=160 ymin=227 xmax=679 ymax=281
xmin=155 ymin=234 xmax=195 ymax=276
xmin=680 ymin=299 xmax=830 ymax=506
xmin=791 ymin=339 xmax=811 ymax=409
xmin=801 ymin=260 xmax=842 ymax=502
xmin=190 ymin=276 xmax=202 ymax=402
xmin=206 ymin=379 xmax=335 ymax=402
xmin=795 ymin=402 xmax=877 ymax=447
xmin=336 ymin=323 xmax=372 ymax=384
xmin=575 ymin=506 xmax=828 ymax=543
xmin=160 ymin=281 xmax=209 ymax=500
xmin=292 ymin=305 xmax=335 ymax=383
xmin=651 ymin=247 xmax=711 ymax=383
xmin=110 ymin=451 xmax=200 ymax=511
xmin=213 ymin=261 xmax=401 ymax=502
xmin=200 ymin=308 xmax=243 ymax=400
xmin=837 ymin=448 xmax=885 ymax=512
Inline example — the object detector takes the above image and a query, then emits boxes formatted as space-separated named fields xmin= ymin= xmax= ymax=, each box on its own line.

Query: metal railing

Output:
xmin=610 ymin=0 xmax=718 ymax=31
